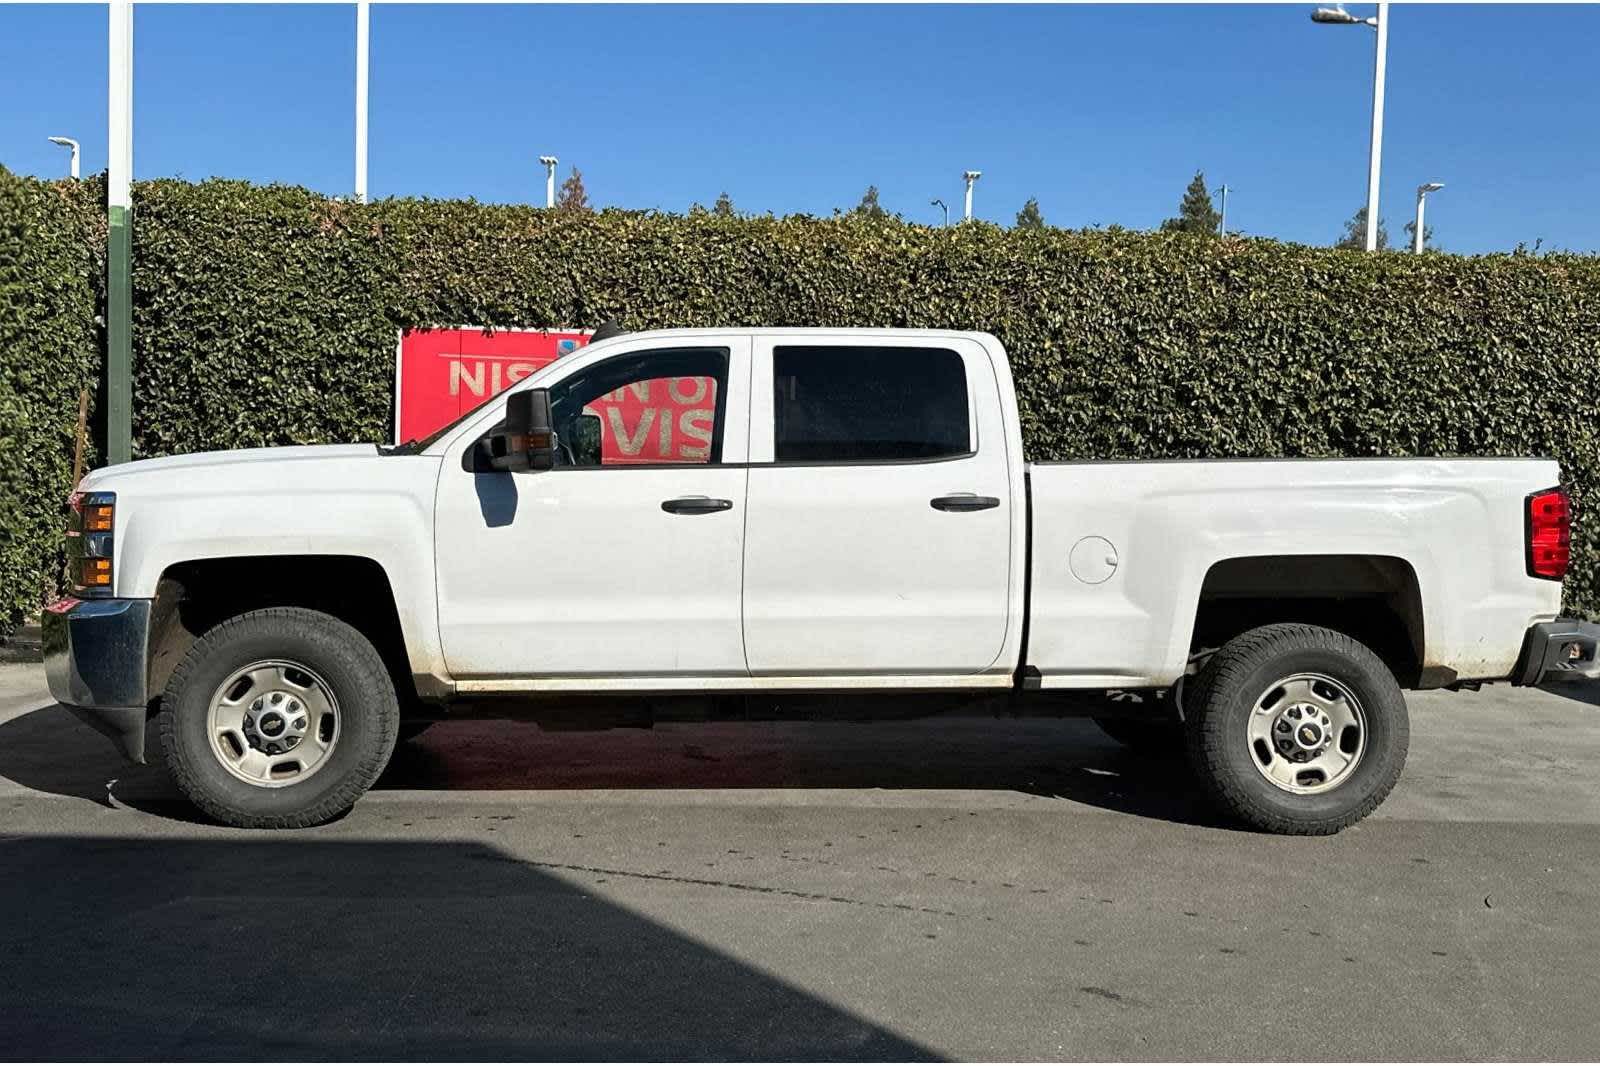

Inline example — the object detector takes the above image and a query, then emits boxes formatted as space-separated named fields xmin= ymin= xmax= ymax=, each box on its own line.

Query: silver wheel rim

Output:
xmin=206 ymin=659 xmax=341 ymax=788
xmin=1246 ymin=672 xmax=1367 ymax=795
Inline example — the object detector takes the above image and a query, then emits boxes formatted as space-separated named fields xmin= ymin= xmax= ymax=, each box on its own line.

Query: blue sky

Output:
xmin=3 ymin=3 xmax=1597 ymax=253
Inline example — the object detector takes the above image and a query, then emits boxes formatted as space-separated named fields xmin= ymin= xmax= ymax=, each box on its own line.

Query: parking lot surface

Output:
xmin=2 ymin=661 xmax=1598 ymax=1060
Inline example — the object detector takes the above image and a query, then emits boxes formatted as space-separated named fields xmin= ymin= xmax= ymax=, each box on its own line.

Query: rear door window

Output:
xmin=772 ymin=346 xmax=970 ymax=463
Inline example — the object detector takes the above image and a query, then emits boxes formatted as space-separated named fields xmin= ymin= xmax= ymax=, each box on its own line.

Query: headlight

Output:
xmin=67 ymin=491 xmax=116 ymax=595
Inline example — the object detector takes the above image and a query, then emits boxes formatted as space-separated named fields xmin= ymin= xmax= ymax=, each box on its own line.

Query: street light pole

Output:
xmin=539 ymin=156 xmax=558 ymax=208
xmin=106 ymin=0 xmax=133 ymax=465
xmin=1311 ymin=3 xmax=1389 ymax=252
xmin=1218 ymin=183 xmax=1229 ymax=237
xmin=962 ymin=170 xmax=981 ymax=221
xmin=1365 ymin=3 xmax=1388 ymax=252
xmin=47 ymin=136 xmax=80 ymax=179
xmin=1414 ymin=182 xmax=1443 ymax=253
xmin=930 ymin=198 xmax=948 ymax=228
xmin=355 ymin=1 xmax=369 ymax=203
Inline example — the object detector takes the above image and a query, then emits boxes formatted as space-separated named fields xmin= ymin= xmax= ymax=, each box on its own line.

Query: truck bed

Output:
xmin=1023 ymin=457 xmax=1563 ymax=690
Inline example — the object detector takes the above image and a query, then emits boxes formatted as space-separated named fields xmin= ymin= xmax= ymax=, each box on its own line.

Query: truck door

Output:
xmin=433 ymin=338 xmax=752 ymax=681
xmin=741 ymin=337 xmax=1013 ymax=678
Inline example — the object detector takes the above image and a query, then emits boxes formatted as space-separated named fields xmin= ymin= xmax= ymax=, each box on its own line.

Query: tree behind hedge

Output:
xmin=557 ymin=167 xmax=591 ymax=212
xmin=1337 ymin=206 xmax=1389 ymax=250
xmin=1161 ymin=171 xmax=1221 ymax=235
xmin=1015 ymin=198 xmax=1045 ymax=230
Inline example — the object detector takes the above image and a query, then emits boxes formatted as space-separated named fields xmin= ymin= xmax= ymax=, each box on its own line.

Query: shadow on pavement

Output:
xmin=0 ymin=835 xmax=938 ymax=1060
xmin=0 ymin=703 xmax=1220 ymax=829
xmin=1538 ymin=681 xmax=1600 ymax=709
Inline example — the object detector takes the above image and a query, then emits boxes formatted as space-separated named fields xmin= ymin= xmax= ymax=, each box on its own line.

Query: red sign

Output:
xmin=394 ymin=327 xmax=590 ymax=446
xmin=394 ymin=327 xmax=719 ymax=464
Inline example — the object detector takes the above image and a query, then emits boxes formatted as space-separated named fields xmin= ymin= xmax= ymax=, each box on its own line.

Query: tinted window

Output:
xmin=773 ymin=346 xmax=970 ymax=462
xmin=548 ymin=347 xmax=728 ymax=466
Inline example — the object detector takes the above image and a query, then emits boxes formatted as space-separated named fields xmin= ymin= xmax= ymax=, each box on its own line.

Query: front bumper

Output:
xmin=1512 ymin=619 xmax=1600 ymax=687
xmin=42 ymin=597 xmax=153 ymax=763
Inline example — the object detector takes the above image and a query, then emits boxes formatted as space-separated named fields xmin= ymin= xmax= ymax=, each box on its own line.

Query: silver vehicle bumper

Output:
xmin=42 ymin=597 xmax=153 ymax=763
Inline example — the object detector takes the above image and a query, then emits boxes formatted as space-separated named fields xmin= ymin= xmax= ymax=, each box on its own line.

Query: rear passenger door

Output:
xmin=741 ymin=337 xmax=1013 ymax=678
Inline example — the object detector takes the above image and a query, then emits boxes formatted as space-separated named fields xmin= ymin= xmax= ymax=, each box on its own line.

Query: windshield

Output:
xmin=382 ymin=399 xmax=494 ymax=456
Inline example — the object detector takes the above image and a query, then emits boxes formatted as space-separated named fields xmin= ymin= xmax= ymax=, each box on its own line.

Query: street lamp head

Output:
xmin=47 ymin=136 xmax=78 ymax=148
xmin=1418 ymin=182 xmax=1445 ymax=195
xmin=538 ymin=156 xmax=558 ymax=167
xmin=963 ymin=170 xmax=982 ymax=182
xmin=1310 ymin=5 xmax=1370 ymax=25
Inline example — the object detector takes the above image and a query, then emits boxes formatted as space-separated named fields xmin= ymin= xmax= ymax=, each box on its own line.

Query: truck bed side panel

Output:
xmin=1025 ymin=458 xmax=1563 ymax=688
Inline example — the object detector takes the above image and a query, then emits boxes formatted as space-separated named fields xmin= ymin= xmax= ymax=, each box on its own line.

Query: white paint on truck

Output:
xmin=79 ymin=327 xmax=1562 ymax=695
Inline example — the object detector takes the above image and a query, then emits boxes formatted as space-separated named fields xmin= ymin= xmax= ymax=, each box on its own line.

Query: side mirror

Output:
xmin=486 ymin=389 xmax=557 ymax=472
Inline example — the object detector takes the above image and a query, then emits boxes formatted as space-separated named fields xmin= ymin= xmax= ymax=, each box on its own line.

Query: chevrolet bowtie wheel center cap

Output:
xmin=1274 ymin=703 xmax=1332 ymax=760
xmin=243 ymin=692 xmax=308 ymax=755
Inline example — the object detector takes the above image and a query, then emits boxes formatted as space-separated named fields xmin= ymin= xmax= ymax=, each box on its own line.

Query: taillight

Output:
xmin=1527 ymin=487 xmax=1570 ymax=581
xmin=67 ymin=490 xmax=116 ymax=596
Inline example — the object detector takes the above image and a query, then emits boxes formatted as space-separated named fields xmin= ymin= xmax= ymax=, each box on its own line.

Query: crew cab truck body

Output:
xmin=45 ymin=328 xmax=1600 ymax=832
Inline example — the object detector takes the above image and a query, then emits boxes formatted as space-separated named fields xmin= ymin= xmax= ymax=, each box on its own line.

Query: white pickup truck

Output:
xmin=45 ymin=328 xmax=1599 ymax=832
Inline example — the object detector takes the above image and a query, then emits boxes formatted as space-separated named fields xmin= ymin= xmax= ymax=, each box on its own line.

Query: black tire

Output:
xmin=158 ymin=607 xmax=400 ymax=829
xmin=1184 ymin=623 xmax=1409 ymax=835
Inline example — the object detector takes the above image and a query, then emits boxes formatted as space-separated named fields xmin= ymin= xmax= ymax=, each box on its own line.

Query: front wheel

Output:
xmin=158 ymin=607 xmax=400 ymax=829
xmin=1184 ymin=623 xmax=1409 ymax=835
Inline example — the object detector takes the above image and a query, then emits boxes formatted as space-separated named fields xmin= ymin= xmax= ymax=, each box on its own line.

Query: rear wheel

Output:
xmin=1184 ymin=623 xmax=1408 ymax=835
xmin=158 ymin=607 xmax=399 ymax=829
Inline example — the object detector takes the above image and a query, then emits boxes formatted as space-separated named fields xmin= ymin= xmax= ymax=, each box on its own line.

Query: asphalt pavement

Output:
xmin=2 ymin=661 xmax=1598 ymax=1060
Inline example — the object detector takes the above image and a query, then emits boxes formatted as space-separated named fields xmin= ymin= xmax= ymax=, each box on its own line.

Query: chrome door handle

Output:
xmin=661 ymin=496 xmax=734 ymax=515
xmin=930 ymin=494 xmax=1001 ymax=513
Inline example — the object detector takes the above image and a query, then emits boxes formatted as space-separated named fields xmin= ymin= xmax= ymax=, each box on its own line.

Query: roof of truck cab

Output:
xmin=590 ymin=326 xmax=1002 ymax=344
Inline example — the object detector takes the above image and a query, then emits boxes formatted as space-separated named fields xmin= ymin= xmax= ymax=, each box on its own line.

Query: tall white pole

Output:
xmin=69 ymin=142 xmax=80 ymax=179
xmin=962 ymin=170 xmax=981 ymax=221
xmin=355 ymin=1 xmax=369 ymax=203
xmin=1363 ymin=2 xmax=1388 ymax=252
xmin=1413 ymin=190 xmax=1427 ymax=254
xmin=1219 ymin=183 xmax=1229 ymax=237
xmin=107 ymin=0 xmax=133 ymax=464
xmin=540 ymin=156 xmax=558 ymax=208
xmin=109 ymin=6 xmax=131 ymax=215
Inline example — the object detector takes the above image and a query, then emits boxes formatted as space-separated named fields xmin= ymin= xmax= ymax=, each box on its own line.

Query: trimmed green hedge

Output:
xmin=4 ymin=173 xmax=1599 ymax=633
xmin=0 ymin=167 xmax=102 ymax=633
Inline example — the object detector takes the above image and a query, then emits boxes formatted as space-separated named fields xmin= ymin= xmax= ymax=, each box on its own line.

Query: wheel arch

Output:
xmin=148 ymin=554 xmax=425 ymax=711
xmin=1186 ymin=554 xmax=1428 ymax=688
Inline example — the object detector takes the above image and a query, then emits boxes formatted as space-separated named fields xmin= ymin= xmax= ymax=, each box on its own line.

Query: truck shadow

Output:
xmin=1538 ymin=682 xmax=1600 ymax=709
xmin=0 ymin=834 xmax=937 ymax=1060
xmin=0 ymin=704 xmax=1222 ymax=829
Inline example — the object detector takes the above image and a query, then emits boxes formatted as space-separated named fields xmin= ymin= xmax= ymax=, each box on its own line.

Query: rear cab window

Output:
xmin=772 ymin=345 xmax=972 ymax=463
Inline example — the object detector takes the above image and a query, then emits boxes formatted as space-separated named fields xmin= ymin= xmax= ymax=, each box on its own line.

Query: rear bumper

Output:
xmin=42 ymin=597 xmax=153 ymax=763
xmin=1512 ymin=619 xmax=1600 ymax=686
